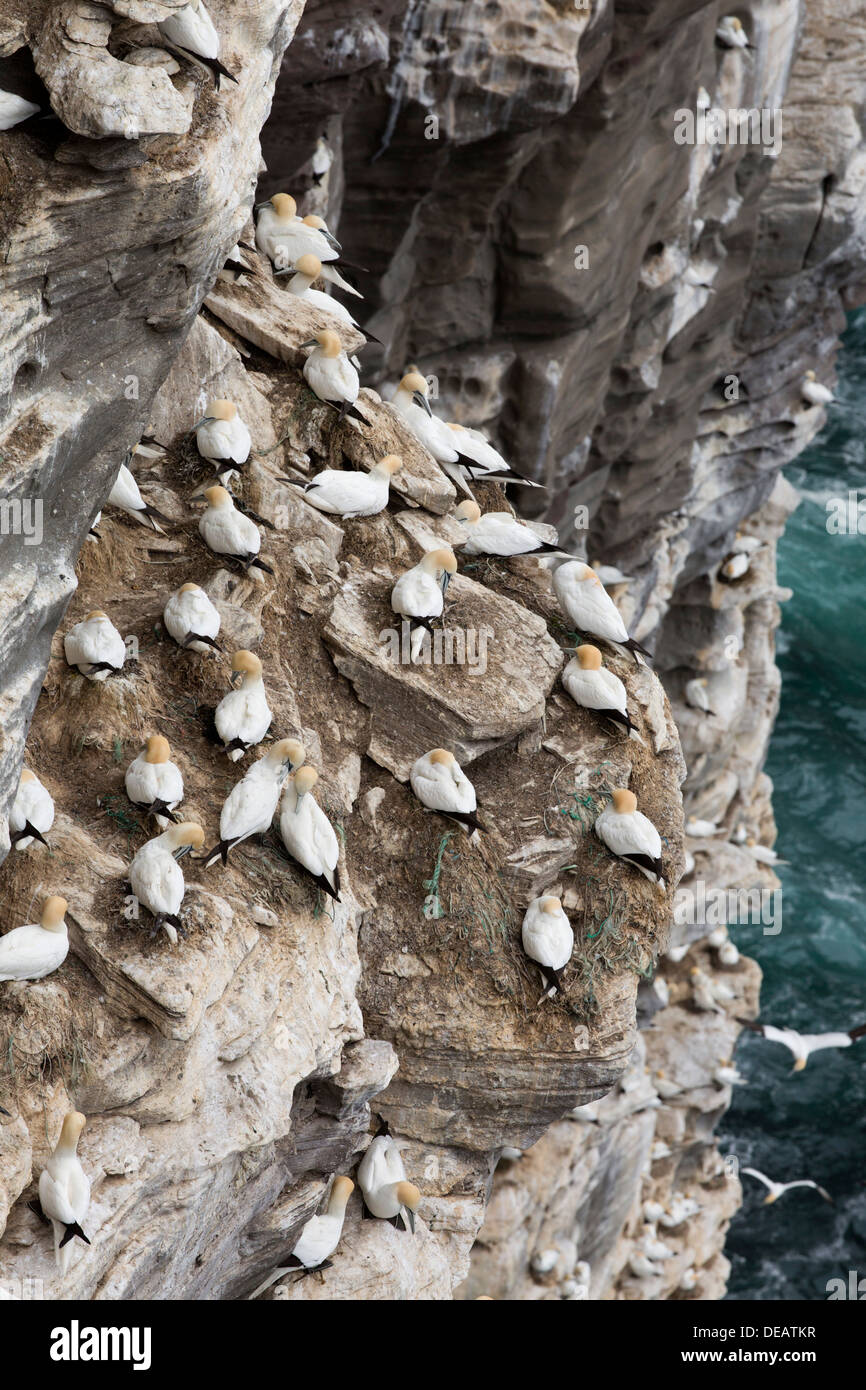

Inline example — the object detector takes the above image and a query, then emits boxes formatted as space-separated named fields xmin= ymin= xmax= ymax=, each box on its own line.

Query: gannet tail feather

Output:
xmin=10 ymin=821 xmax=50 ymax=847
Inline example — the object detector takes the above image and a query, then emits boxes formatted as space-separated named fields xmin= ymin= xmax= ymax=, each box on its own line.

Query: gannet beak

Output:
xmin=412 ymin=391 xmax=433 ymax=417
xmin=300 ymin=338 xmax=319 ymax=350
xmin=404 ymin=1206 xmax=416 ymax=1235
xmin=322 ymin=230 xmax=342 ymax=253
xmin=254 ymin=200 xmax=269 ymax=210
xmin=440 ymin=572 xmax=451 ymax=594
xmin=174 ymin=844 xmax=193 ymax=861
xmin=187 ymin=415 xmax=213 ymax=435
xmin=294 ymin=790 xmax=307 ymax=813
xmin=230 ymin=669 xmax=244 ymax=689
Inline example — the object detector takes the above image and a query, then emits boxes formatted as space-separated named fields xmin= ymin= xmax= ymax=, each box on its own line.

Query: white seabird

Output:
xmin=300 ymin=329 xmax=367 ymax=420
xmin=106 ymin=462 xmax=170 ymax=533
xmin=285 ymin=453 xmax=402 ymax=518
xmin=129 ymin=822 xmax=205 ymax=943
xmin=38 ymin=1111 xmax=91 ymax=1275
xmin=158 ymin=1 xmax=237 ymax=86
xmin=690 ymin=965 xmax=735 ymax=1013
xmin=738 ymin=1017 xmax=866 ymax=1070
xmin=357 ymin=1129 xmax=421 ymax=1233
xmin=685 ymin=817 xmax=723 ymax=837
xmin=454 ymin=499 xmax=559 ymax=557
xmin=194 ymin=400 xmax=252 ymax=481
xmin=562 ymin=643 xmax=640 ymax=740
xmin=125 ymin=734 xmax=184 ymax=826
xmin=9 ymin=768 xmax=55 ymax=850
xmin=389 ymin=373 xmax=476 ymax=496
xmin=714 ymin=1058 xmax=747 ymax=1087
xmin=716 ymin=15 xmax=751 ymax=48
xmin=746 ymin=837 xmax=787 ymax=865
xmin=64 ymin=609 xmax=126 ymax=680
xmin=684 ymin=677 xmax=715 ymax=717
xmin=521 ymin=895 xmax=574 ymax=1002
xmin=198 ymin=485 xmax=273 ymax=574
xmin=640 ymin=1225 xmax=675 ymax=1261
xmin=256 ymin=196 xmax=360 ymax=295
xmin=163 ymin=582 xmax=221 ymax=653
xmin=552 ymin=561 xmax=651 ymax=663
xmin=214 ymin=650 xmax=273 ymax=760
xmin=0 ymin=895 xmax=68 ymax=983
xmin=595 ymin=788 xmax=664 ymax=889
xmin=409 ymin=748 xmax=483 ymax=834
xmin=800 ymin=369 xmax=834 ymax=406
xmin=278 ymin=766 xmax=341 ymax=901
xmin=719 ymin=550 xmax=750 ymax=582
xmin=0 ymin=90 xmax=40 ymax=129
xmin=443 ymin=422 xmax=544 ymax=489
xmin=247 ymin=1177 xmax=355 ymax=1297
xmin=742 ymin=1167 xmax=832 ymax=1206
xmin=390 ymin=547 xmax=457 ymax=662
xmin=281 ymin=254 xmax=360 ymax=328
xmin=204 ymin=738 xmax=305 ymax=867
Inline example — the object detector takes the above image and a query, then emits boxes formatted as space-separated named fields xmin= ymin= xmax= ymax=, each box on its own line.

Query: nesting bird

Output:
xmin=214 ymin=650 xmax=273 ymax=760
xmin=562 ymin=644 xmax=640 ymax=739
xmin=106 ymin=462 xmax=170 ymax=533
xmin=300 ymin=329 xmax=366 ymax=419
xmin=716 ymin=15 xmax=751 ymax=48
xmin=125 ymin=735 xmax=184 ymax=826
xmin=194 ymin=400 xmax=251 ymax=481
xmin=38 ymin=1111 xmax=91 ymax=1275
xmin=714 ymin=1058 xmax=747 ymax=1087
xmin=248 ymin=1177 xmax=355 ymax=1297
xmin=198 ymin=486 xmax=273 ymax=574
xmin=0 ymin=90 xmax=40 ymax=129
xmin=800 ymin=370 xmax=835 ymax=406
xmin=552 ymin=561 xmax=651 ymax=663
xmin=595 ymin=789 xmax=664 ymax=889
xmin=684 ymin=677 xmax=715 ymax=717
xmin=390 ymin=373 xmax=480 ymax=496
xmin=521 ymin=895 xmax=574 ymax=1003
xmin=163 ymin=582 xmax=221 ymax=653
xmin=390 ymin=548 xmax=457 ymax=662
xmin=64 ymin=610 xmax=126 ymax=680
xmin=282 ymin=254 xmax=359 ymax=328
xmin=129 ymin=822 xmax=204 ymax=944
xmin=454 ymin=499 xmax=559 ymax=558
xmin=257 ymin=196 xmax=360 ymax=295
xmin=9 ymin=768 xmax=54 ymax=850
xmin=286 ymin=454 xmax=402 ymax=518
xmin=718 ymin=550 xmax=750 ymax=582
xmin=204 ymin=738 xmax=305 ymax=867
xmin=0 ymin=895 xmax=68 ymax=983
xmin=357 ymin=1130 xmax=420 ymax=1233
xmin=409 ymin=748 xmax=483 ymax=834
xmin=690 ymin=965 xmax=734 ymax=1013
xmin=278 ymin=766 xmax=341 ymax=901
xmin=442 ymin=422 xmax=543 ymax=489
xmin=158 ymin=1 xmax=237 ymax=85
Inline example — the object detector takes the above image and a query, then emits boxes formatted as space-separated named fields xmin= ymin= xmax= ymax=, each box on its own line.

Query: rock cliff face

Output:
xmin=1 ymin=0 xmax=864 ymax=1301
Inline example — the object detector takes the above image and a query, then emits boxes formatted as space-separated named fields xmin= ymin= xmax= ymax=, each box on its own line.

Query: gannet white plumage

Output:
xmin=444 ymin=423 xmax=544 ymax=489
xmin=357 ymin=1130 xmax=421 ymax=1233
xmin=248 ymin=1177 xmax=354 ymax=1297
xmin=278 ymin=766 xmax=341 ymax=901
xmin=684 ymin=677 xmax=715 ymax=717
xmin=409 ymin=748 xmax=482 ymax=834
xmin=198 ymin=486 xmax=273 ymax=574
xmin=256 ymin=195 xmax=331 ymax=265
xmin=129 ymin=822 xmax=204 ymax=943
xmin=286 ymin=453 xmax=402 ymax=518
xmin=716 ymin=15 xmax=751 ymax=48
xmin=662 ymin=1191 xmax=701 ymax=1225
xmin=390 ymin=547 xmax=457 ymax=661
xmin=595 ymin=788 xmax=664 ymax=889
xmin=653 ymin=1069 xmax=683 ymax=1100
xmin=685 ymin=817 xmax=723 ymax=837
xmin=454 ymin=499 xmax=559 ymax=557
xmin=0 ymin=90 xmax=40 ymax=129
xmin=204 ymin=738 xmax=304 ymax=867
xmin=9 ymin=768 xmax=55 ymax=850
xmin=719 ymin=550 xmax=750 ymax=582
xmin=389 ymin=373 xmax=476 ymax=495
xmin=521 ymin=895 xmax=574 ymax=1002
xmin=714 ymin=1058 xmax=747 ymax=1086
xmin=282 ymin=254 xmax=359 ymax=327
xmin=690 ymin=965 xmax=735 ymax=1013
xmin=628 ymin=1252 xmax=663 ymax=1279
xmin=562 ymin=644 xmax=640 ymax=739
xmin=738 ymin=1017 xmax=866 ymax=1070
xmin=0 ymin=895 xmax=68 ymax=983
xmin=300 ymin=330 xmax=366 ymax=419
xmin=64 ymin=610 xmax=126 ymax=680
xmin=125 ymin=734 xmax=184 ymax=826
xmin=718 ymin=938 xmax=740 ymax=967
xmin=746 ymin=837 xmax=787 ymax=865
xmin=800 ymin=369 xmax=834 ymax=406
xmin=742 ymin=1167 xmax=832 ymax=1206
xmin=157 ymin=1 xmax=236 ymax=85
xmin=38 ymin=1111 xmax=91 ymax=1275
xmin=194 ymin=400 xmax=252 ymax=481
xmin=552 ymin=561 xmax=651 ymax=664
xmin=214 ymin=650 xmax=273 ymax=760
xmin=106 ymin=462 xmax=170 ymax=533
xmin=640 ymin=1225 xmax=675 ymax=1261
xmin=679 ymin=1266 xmax=698 ymax=1291
xmin=163 ymin=582 xmax=221 ymax=653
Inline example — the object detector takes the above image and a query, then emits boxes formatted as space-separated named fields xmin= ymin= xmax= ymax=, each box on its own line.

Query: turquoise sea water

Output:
xmin=723 ymin=308 xmax=866 ymax=1301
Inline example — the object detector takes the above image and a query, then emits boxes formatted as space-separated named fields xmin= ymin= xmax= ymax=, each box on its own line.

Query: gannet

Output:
xmin=718 ymin=938 xmax=739 ymax=967
xmin=643 ymin=1199 xmax=666 ymax=1224
xmin=552 ymin=561 xmax=651 ymax=664
xmin=278 ymin=767 xmax=341 ymax=901
xmin=64 ymin=610 xmax=126 ymax=680
xmin=214 ymin=650 xmax=273 ymax=760
xmin=125 ymin=734 xmax=184 ymax=826
xmin=194 ymin=400 xmax=252 ymax=481
xmin=652 ymin=975 xmax=670 ymax=1007
xmin=204 ymin=739 xmax=304 ymax=867
xmin=256 ymin=196 xmax=345 ymax=277
xmin=390 ymin=548 xmax=457 ymax=661
xmin=628 ymin=1252 xmax=663 ymax=1279
xmin=640 ymin=1225 xmax=675 ymax=1261
xmin=301 ymin=217 xmax=365 ymax=296
xmin=800 ymin=370 xmax=834 ymax=406
xmin=714 ymin=1058 xmax=747 ymax=1086
xmin=454 ymin=500 xmax=559 ymax=557
xmin=737 ymin=1017 xmax=866 ymax=1070
xmin=248 ymin=1178 xmax=354 ymax=1297
xmin=746 ymin=837 xmax=787 ymax=865
xmin=666 ymin=941 xmax=690 ymax=963
xmin=650 ymin=1140 xmax=672 ymax=1161
xmin=521 ymin=895 xmax=574 ymax=1002
xmin=0 ymin=895 xmax=68 ymax=982
xmin=742 ymin=1168 xmax=832 ymax=1206
xmin=719 ymin=551 xmax=750 ymax=582
xmin=129 ymin=822 xmax=204 ymax=943
xmin=409 ymin=748 xmax=483 ymax=834
xmin=158 ymin=1 xmax=237 ymax=85
xmin=38 ymin=1111 xmax=91 ymax=1275
xmin=389 ymin=374 xmax=476 ymax=496
xmin=444 ymin=423 xmax=544 ymax=489
xmin=163 ymin=582 xmax=221 ymax=652
xmin=281 ymin=254 xmax=359 ymax=328
xmin=198 ymin=486 xmax=273 ymax=574
xmin=680 ymin=1267 xmax=698 ymax=1291
xmin=685 ymin=817 xmax=723 ymax=837
xmin=0 ymin=90 xmax=40 ymax=129
xmin=716 ymin=15 xmax=751 ymax=48
xmin=662 ymin=1192 xmax=701 ymax=1225
xmin=357 ymin=1131 xmax=421 ymax=1232
xmin=562 ymin=644 xmax=640 ymax=739
xmin=106 ymin=462 xmax=170 ymax=533
xmin=300 ymin=330 xmax=366 ymax=420
xmin=653 ymin=1070 xmax=683 ymax=1100
xmin=286 ymin=453 xmax=402 ymax=518
xmin=595 ymin=789 xmax=664 ymax=889
xmin=684 ymin=677 xmax=715 ymax=716
xmin=9 ymin=768 xmax=54 ymax=850
xmin=690 ymin=965 xmax=734 ymax=1013
xmin=731 ymin=532 xmax=764 ymax=554
xmin=683 ymin=850 xmax=695 ymax=875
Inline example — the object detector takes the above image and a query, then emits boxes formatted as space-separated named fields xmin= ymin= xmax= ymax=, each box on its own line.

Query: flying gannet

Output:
xmin=64 ymin=610 xmax=126 ymax=680
xmin=0 ymin=895 xmax=68 ymax=983
xmin=198 ymin=486 xmax=273 ymax=574
xmin=552 ymin=561 xmax=651 ymax=664
xmin=409 ymin=748 xmax=483 ymax=834
xmin=278 ymin=766 xmax=341 ymax=900
xmin=247 ymin=1177 xmax=355 ymax=1297
xmin=194 ymin=400 xmax=252 ymax=482
xmin=38 ymin=1111 xmax=91 ymax=1275
xmin=737 ymin=1017 xmax=866 ymax=1070
xmin=204 ymin=739 xmax=305 ymax=867
xmin=163 ymin=582 xmax=221 ymax=653
xmin=454 ymin=500 xmax=560 ymax=557
xmin=129 ymin=822 xmax=204 ymax=943
xmin=9 ymin=768 xmax=55 ymax=850
xmin=357 ymin=1127 xmax=420 ymax=1233
xmin=390 ymin=547 xmax=457 ymax=662
xmin=521 ymin=895 xmax=574 ymax=1003
xmin=742 ymin=1167 xmax=832 ymax=1206
xmin=561 ymin=643 xmax=641 ymax=739
xmin=214 ymin=650 xmax=273 ymax=760
xmin=595 ymin=788 xmax=664 ymax=889
xmin=124 ymin=734 xmax=184 ymax=827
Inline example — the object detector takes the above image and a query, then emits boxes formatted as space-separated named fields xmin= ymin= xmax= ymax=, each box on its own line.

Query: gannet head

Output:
xmin=611 ymin=788 xmax=637 ymax=814
xmin=395 ymin=1181 xmax=421 ymax=1234
xmin=291 ymin=764 xmax=318 ymax=806
xmin=179 ymin=582 xmax=203 ymax=595
xmin=804 ymin=369 xmax=816 ymax=381
xmin=423 ymin=547 xmax=457 ymax=591
xmin=169 ymin=822 xmax=205 ymax=853
xmin=455 ymin=500 xmax=481 ymax=524
xmin=230 ymin=650 xmax=262 ymax=687
xmin=576 ymin=644 xmax=602 ymax=670
xmin=400 ymin=372 xmax=428 ymax=396
xmin=204 ymin=485 xmax=232 ymax=510
xmin=145 ymin=734 xmax=171 ymax=765
xmin=792 ymin=1056 xmax=807 ymax=1072
xmin=571 ymin=562 xmax=601 ymax=586
xmin=295 ymin=253 xmax=322 ymax=279
xmin=540 ymin=896 xmax=562 ymax=914
xmin=731 ymin=16 xmax=743 ymax=29
xmin=58 ymin=1110 xmax=86 ymax=1152
xmin=20 ymin=769 xmax=36 ymax=784
xmin=41 ymin=896 xmax=68 ymax=932
xmin=313 ymin=329 xmax=342 ymax=358
xmin=689 ymin=966 xmax=701 ymax=978
xmin=302 ymin=214 xmax=328 ymax=230
xmin=373 ymin=454 xmax=403 ymax=478
xmin=271 ymin=738 xmax=305 ymax=773
xmin=85 ymin=610 xmax=109 ymax=622
xmin=429 ymin=749 xmax=455 ymax=767
xmin=329 ymin=1176 xmax=354 ymax=1211
xmin=271 ymin=193 xmax=296 ymax=220
xmin=208 ymin=399 xmax=237 ymax=423
xmin=763 ymin=1192 xmax=778 ymax=1205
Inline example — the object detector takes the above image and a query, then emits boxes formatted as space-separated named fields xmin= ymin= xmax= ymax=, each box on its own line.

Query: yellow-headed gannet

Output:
xmin=129 ymin=822 xmax=204 ymax=943
xmin=742 ymin=1167 xmax=832 ymax=1205
xmin=690 ymin=965 xmax=735 ymax=1012
xmin=562 ymin=643 xmax=640 ymax=740
xmin=390 ymin=547 xmax=457 ymax=661
xmin=680 ymin=1267 xmax=698 ymax=1290
xmin=389 ymin=373 xmax=475 ymax=496
xmin=444 ymin=423 xmax=544 ymax=490
xmin=204 ymin=738 xmax=304 ymax=867
xmin=716 ymin=15 xmax=751 ymax=48
xmin=800 ymin=370 xmax=835 ymax=406
xmin=158 ymin=1 xmax=237 ymax=85
xmin=284 ymin=453 xmax=402 ymax=518
xmin=357 ymin=1125 xmax=420 ymax=1233
xmin=256 ymin=195 xmax=333 ymax=265
xmin=0 ymin=90 xmax=40 ymax=128
xmin=300 ymin=329 xmax=366 ymax=421
xmin=684 ymin=676 xmax=715 ymax=716
xmin=248 ymin=1177 xmax=355 ymax=1297
xmin=194 ymin=400 xmax=252 ymax=481
xmin=595 ymin=788 xmax=664 ymax=889
xmin=278 ymin=766 xmax=341 ymax=901
xmin=282 ymin=254 xmax=359 ymax=328
xmin=64 ymin=609 xmax=126 ymax=680
xmin=521 ymin=895 xmax=574 ymax=1002
xmin=106 ymin=462 xmax=171 ymax=533
xmin=640 ymin=1224 xmax=675 ymax=1261
xmin=553 ymin=561 xmax=651 ymax=664
xmin=714 ymin=1058 xmax=747 ymax=1086
xmin=719 ymin=550 xmax=750 ymax=582
xmin=746 ymin=837 xmax=787 ymax=866
xmin=163 ymin=582 xmax=221 ymax=653
xmin=0 ymin=895 xmax=68 ymax=982
xmin=9 ymin=768 xmax=54 ymax=850
xmin=214 ymin=650 xmax=273 ymax=760
xmin=409 ymin=748 xmax=483 ymax=834
xmin=737 ymin=1017 xmax=866 ymax=1070
xmin=125 ymin=734 xmax=184 ymax=826
xmin=38 ymin=1111 xmax=91 ymax=1274
xmin=454 ymin=499 xmax=559 ymax=557
xmin=199 ymin=486 xmax=274 ymax=574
